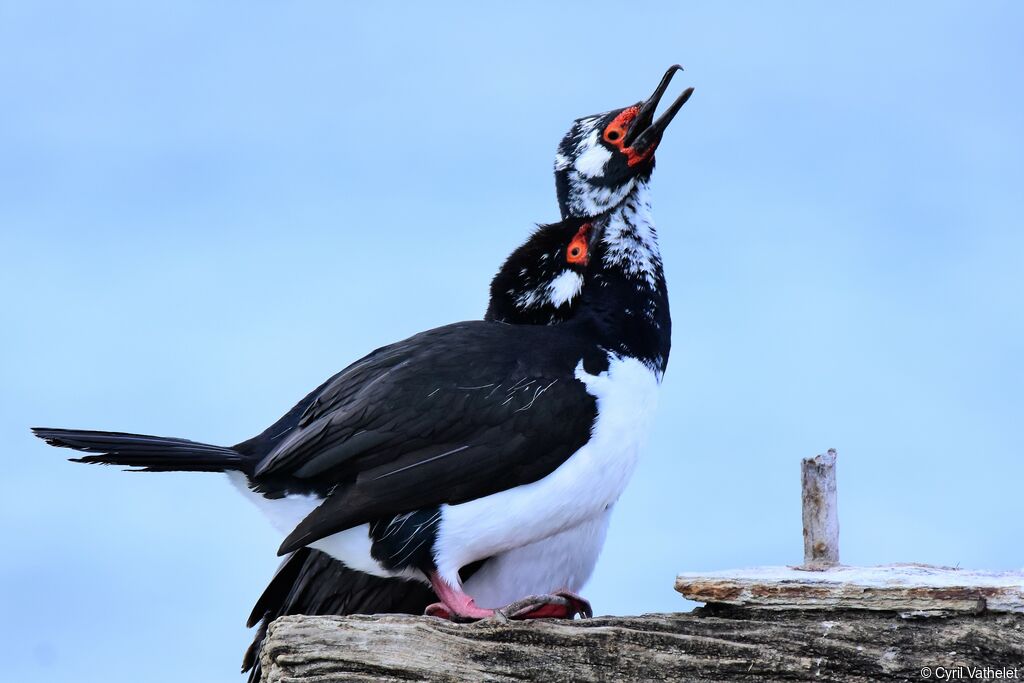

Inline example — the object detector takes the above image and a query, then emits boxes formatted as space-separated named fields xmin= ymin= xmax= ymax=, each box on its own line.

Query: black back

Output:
xmin=243 ymin=220 xmax=590 ymax=675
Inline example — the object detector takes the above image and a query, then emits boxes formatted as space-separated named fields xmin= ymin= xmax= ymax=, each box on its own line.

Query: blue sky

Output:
xmin=2 ymin=2 xmax=1022 ymax=681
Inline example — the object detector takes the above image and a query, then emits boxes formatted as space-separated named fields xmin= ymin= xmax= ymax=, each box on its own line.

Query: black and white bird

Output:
xmin=242 ymin=66 xmax=695 ymax=651
xmin=34 ymin=66 xmax=692 ymax=627
xmin=239 ymin=218 xmax=599 ymax=678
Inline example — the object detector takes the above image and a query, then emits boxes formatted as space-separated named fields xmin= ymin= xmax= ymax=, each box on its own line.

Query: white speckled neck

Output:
xmin=600 ymin=181 xmax=663 ymax=289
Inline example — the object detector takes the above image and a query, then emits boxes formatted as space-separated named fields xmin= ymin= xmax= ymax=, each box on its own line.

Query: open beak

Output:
xmin=622 ymin=64 xmax=694 ymax=154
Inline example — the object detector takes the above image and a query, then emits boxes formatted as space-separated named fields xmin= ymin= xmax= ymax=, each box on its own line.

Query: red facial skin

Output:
xmin=602 ymin=107 xmax=655 ymax=167
xmin=567 ymin=223 xmax=591 ymax=265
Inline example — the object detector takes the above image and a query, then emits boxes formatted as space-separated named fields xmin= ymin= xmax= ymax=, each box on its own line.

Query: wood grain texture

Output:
xmin=801 ymin=449 xmax=839 ymax=568
xmin=259 ymin=609 xmax=1024 ymax=682
xmin=675 ymin=565 xmax=1024 ymax=615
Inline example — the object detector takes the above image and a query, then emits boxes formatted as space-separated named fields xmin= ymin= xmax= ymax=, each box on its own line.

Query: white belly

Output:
xmin=463 ymin=508 xmax=612 ymax=608
xmin=432 ymin=355 xmax=659 ymax=585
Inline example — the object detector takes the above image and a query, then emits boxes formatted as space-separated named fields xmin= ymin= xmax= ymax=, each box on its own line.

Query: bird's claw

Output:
xmin=425 ymin=590 xmax=592 ymax=622
xmin=501 ymin=590 xmax=592 ymax=620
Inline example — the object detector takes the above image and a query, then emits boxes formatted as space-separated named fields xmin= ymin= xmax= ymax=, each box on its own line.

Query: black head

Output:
xmin=487 ymin=212 xmax=671 ymax=371
xmin=554 ymin=65 xmax=693 ymax=220
xmin=486 ymin=218 xmax=594 ymax=325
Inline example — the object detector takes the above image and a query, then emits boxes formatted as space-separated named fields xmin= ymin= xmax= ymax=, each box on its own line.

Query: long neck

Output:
xmin=579 ymin=181 xmax=671 ymax=375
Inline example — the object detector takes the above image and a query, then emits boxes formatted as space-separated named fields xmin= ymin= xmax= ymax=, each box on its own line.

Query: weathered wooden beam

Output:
xmin=675 ymin=564 xmax=1024 ymax=614
xmin=802 ymin=448 xmax=839 ymax=568
xmin=258 ymin=450 xmax=1024 ymax=682
xmin=259 ymin=610 xmax=1024 ymax=682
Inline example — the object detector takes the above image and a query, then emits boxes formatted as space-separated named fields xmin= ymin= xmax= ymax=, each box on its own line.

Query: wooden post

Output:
xmin=801 ymin=448 xmax=839 ymax=569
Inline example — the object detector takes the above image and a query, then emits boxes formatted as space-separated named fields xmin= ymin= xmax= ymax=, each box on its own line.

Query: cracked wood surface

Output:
xmin=675 ymin=565 xmax=1024 ymax=615
xmin=259 ymin=609 xmax=1024 ymax=682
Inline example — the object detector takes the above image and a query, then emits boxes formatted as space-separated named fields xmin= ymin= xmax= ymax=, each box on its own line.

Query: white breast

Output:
xmin=462 ymin=508 xmax=613 ymax=608
xmin=432 ymin=354 xmax=660 ymax=585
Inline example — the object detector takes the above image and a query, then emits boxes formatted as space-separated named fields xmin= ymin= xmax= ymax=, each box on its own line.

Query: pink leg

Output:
xmin=424 ymin=572 xmax=496 ymax=622
xmin=424 ymin=573 xmax=593 ymax=622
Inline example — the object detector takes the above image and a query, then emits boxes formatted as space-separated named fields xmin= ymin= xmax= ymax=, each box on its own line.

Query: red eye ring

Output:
xmin=602 ymin=106 xmax=654 ymax=166
xmin=566 ymin=223 xmax=591 ymax=265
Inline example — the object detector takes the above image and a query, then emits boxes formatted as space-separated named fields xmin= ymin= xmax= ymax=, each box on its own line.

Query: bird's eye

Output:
xmin=603 ymin=107 xmax=639 ymax=147
xmin=566 ymin=224 xmax=591 ymax=265
xmin=604 ymin=128 xmax=623 ymax=143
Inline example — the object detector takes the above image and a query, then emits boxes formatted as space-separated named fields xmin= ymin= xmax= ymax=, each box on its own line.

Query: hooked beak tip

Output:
xmin=623 ymin=65 xmax=690 ymax=149
xmin=630 ymin=84 xmax=694 ymax=155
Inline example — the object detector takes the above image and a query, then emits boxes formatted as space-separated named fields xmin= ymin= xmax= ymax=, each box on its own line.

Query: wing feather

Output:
xmin=249 ymin=320 xmax=602 ymax=556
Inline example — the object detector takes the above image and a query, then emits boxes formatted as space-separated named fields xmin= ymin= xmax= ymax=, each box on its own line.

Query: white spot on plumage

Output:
xmin=514 ymin=288 xmax=542 ymax=309
xmin=513 ymin=270 xmax=582 ymax=311
xmin=547 ymin=269 xmax=583 ymax=307
xmin=573 ymin=129 xmax=612 ymax=178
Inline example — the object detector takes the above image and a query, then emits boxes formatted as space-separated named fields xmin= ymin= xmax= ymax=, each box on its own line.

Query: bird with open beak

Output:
xmin=33 ymin=67 xmax=694 ymax=661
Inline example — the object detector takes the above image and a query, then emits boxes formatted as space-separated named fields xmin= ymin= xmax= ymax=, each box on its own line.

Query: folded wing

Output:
xmin=248 ymin=320 xmax=602 ymax=555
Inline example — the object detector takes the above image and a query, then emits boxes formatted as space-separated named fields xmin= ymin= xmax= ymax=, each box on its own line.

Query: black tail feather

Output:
xmin=241 ymin=548 xmax=437 ymax=680
xmin=32 ymin=427 xmax=250 ymax=474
